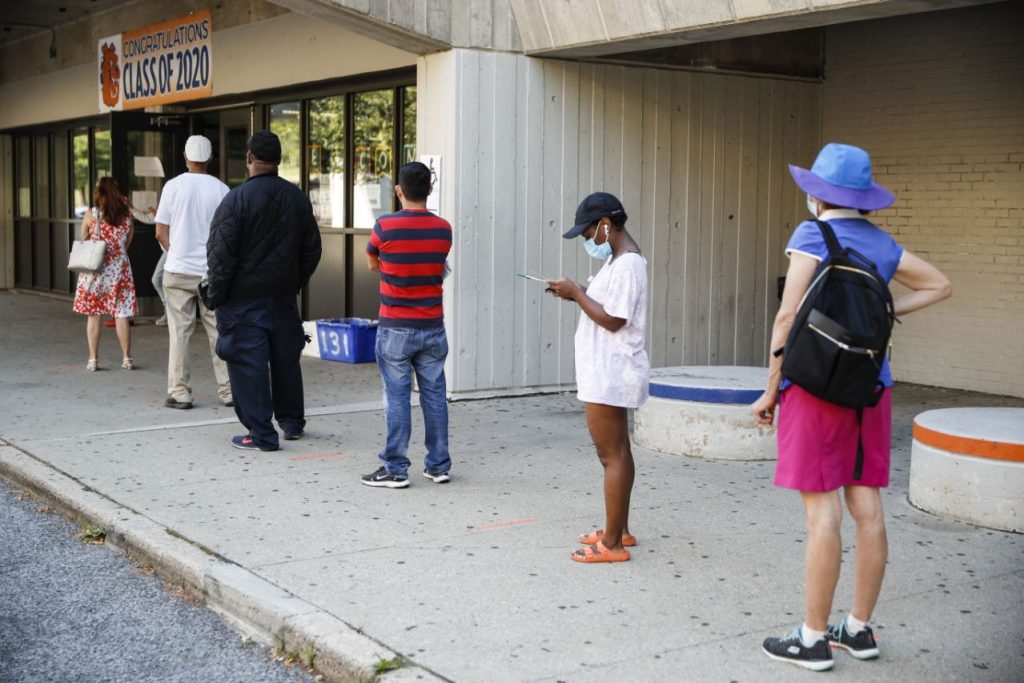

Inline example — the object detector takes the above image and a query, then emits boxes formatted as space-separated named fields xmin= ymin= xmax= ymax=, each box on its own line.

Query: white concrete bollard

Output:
xmin=634 ymin=366 xmax=776 ymax=460
xmin=909 ymin=407 xmax=1024 ymax=533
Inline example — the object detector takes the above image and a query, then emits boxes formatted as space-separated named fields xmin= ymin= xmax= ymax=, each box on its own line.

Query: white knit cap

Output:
xmin=184 ymin=135 xmax=212 ymax=162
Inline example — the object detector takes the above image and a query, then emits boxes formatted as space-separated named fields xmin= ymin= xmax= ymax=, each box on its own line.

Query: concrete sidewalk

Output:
xmin=1 ymin=290 xmax=1022 ymax=682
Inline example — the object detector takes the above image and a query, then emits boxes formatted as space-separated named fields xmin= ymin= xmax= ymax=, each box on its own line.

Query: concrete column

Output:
xmin=418 ymin=48 xmax=820 ymax=398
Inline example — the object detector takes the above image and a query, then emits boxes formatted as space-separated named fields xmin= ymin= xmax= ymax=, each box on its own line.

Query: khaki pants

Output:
xmin=163 ymin=270 xmax=231 ymax=404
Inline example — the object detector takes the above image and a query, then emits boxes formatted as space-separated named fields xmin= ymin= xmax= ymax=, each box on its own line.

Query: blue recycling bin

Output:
xmin=315 ymin=318 xmax=378 ymax=363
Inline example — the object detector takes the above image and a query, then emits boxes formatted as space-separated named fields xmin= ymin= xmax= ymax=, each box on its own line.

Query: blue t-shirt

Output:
xmin=784 ymin=211 xmax=905 ymax=387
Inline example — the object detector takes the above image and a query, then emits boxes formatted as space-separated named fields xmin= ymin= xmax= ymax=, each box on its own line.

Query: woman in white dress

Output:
xmin=548 ymin=192 xmax=650 ymax=563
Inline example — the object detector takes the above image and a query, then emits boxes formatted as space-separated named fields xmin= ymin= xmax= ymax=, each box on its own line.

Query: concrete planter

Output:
xmin=634 ymin=366 xmax=776 ymax=461
xmin=909 ymin=407 xmax=1024 ymax=533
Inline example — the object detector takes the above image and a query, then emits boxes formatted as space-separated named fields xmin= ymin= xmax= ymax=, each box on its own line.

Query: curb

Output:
xmin=0 ymin=442 xmax=446 ymax=683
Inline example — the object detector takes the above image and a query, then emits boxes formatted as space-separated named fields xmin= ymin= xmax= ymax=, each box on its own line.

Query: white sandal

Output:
xmin=121 ymin=357 xmax=134 ymax=370
xmin=86 ymin=359 xmax=98 ymax=372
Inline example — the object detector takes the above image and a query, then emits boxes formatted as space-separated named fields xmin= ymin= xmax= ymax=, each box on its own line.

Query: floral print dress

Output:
xmin=72 ymin=211 xmax=138 ymax=317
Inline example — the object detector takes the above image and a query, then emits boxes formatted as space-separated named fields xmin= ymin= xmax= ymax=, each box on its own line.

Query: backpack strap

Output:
xmin=853 ymin=408 xmax=865 ymax=481
xmin=813 ymin=219 xmax=843 ymax=258
xmin=852 ymin=382 xmax=887 ymax=481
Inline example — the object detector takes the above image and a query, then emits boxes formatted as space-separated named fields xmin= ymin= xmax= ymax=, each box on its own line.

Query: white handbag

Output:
xmin=69 ymin=208 xmax=107 ymax=274
xmin=68 ymin=239 xmax=106 ymax=273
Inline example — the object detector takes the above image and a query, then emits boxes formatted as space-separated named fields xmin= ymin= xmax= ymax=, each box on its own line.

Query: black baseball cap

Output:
xmin=247 ymin=130 xmax=282 ymax=163
xmin=563 ymin=192 xmax=627 ymax=238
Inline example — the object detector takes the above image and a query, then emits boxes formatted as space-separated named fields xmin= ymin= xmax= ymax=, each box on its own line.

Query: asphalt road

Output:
xmin=0 ymin=480 xmax=314 ymax=683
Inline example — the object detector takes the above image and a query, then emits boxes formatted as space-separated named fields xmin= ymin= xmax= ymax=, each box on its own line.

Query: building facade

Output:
xmin=2 ymin=0 xmax=1021 ymax=398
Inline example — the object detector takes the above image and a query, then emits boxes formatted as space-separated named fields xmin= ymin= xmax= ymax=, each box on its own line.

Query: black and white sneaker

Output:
xmin=762 ymin=627 xmax=834 ymax=671
xmin=361 ymin=466 xmax=409 ymax=489
xmin=422 ymin=469 xmax=450 ymax=484
xmin=827 ymin=621 xmax=880 ymax=659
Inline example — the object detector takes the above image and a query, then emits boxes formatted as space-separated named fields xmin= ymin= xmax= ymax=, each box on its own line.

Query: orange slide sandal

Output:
xmin=570 ymin=541 xmax=631 ymax=563
xmin=578 ymin=529 xmax=637 ymax=547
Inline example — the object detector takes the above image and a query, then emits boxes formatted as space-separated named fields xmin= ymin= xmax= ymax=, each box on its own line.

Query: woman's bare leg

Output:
xmin=114 ymin=317 xmax=132 ymax=358
xmin=844 ymin=485 xmax=888 ymax=622
xmin=801 ymin=490 xmax=843 ymax=631
xmin=584 ymin=402 xmax=634 ymax=551
xmin=87 ymin=316 xmax=101 ymax=360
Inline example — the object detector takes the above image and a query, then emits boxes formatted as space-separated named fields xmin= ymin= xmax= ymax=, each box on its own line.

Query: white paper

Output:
xmin=133 ymin=156 xmax=165 ymax=178
xmin=420 ymin=154 xmax=441 ymax=214
xmin=131 ymin=191 xmax=158 ymax=223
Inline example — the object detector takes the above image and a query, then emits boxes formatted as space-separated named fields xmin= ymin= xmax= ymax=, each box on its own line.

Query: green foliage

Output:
xmin=79 ymin=524 xmax=106 ymax=544
xmin=73 ymin=131 xmax=90 ymax=210
xmin=373 ymin=654 xmax=405 ymax=674
xmin=298 ymin=643 xmax=315 ymax=668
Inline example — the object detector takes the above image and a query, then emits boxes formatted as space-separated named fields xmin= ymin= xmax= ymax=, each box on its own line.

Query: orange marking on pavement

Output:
xmin=471 ymin=517 xmax=539 ymax=531
xmin=289 ymin=451 xmax=346 ymax=462
xmin=913 ymin=422 xmax=1024 ymax=462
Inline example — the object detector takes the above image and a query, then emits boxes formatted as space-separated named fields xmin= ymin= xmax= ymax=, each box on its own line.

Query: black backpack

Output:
xmin=776 ymin=220 xmax=897 ymax=411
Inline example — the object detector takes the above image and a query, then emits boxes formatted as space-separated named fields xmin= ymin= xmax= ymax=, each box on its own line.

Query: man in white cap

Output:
xmin=154 ymin=135 xmax=232 ymax=409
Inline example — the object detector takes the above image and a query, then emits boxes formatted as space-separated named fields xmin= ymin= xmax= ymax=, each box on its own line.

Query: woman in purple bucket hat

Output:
xmin=752 ymin=143 xmax=952 ymax=671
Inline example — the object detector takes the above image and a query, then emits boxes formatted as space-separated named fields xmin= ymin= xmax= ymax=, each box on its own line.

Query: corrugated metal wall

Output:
xmin=420 ymin=50 xmax=821 ymax=396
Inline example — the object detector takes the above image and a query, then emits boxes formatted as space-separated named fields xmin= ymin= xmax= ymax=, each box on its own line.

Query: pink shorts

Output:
xmin=774 ymin=385 xmax=892 ymax=492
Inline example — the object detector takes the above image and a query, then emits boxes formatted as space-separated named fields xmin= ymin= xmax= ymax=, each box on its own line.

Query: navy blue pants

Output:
xmin=215 ymin=296 xmax=306 ymax=450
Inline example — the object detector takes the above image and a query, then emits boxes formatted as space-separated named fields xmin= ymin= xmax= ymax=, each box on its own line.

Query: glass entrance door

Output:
xmin=110 ymin=111 xmax=188 ymax=315
xmin=217 ymin=106 xmax=252 ymax=188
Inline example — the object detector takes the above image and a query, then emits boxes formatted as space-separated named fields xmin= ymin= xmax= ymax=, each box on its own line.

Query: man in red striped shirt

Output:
xmin=362 ymin=161 xmax=453 ymax=489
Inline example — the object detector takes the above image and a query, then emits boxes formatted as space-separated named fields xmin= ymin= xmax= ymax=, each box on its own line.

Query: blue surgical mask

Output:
xmin=584 ymin=223 xmax=612 ymax=260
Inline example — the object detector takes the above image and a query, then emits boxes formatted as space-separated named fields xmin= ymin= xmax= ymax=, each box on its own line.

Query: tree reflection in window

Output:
xmin=402 ymin=86 xmax=416 ymax=166
xmin=269 ymin=102 xmax=301 ymax=186
xmin=73 ymin=131 xmax=90 ymax=217
xmin=352 ymin=89 xmax=394 ymax=227
xmin=309 ymin=96 xmax=345 ymax=227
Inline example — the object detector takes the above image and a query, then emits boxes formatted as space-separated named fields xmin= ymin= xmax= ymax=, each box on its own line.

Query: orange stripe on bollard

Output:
xmin=912 ymin=422 xmax=1024 ymax=462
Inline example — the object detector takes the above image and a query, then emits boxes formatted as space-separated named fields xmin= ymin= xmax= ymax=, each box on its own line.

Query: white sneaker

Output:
xmin=121 ymin=357 xmax=134 ymax=370
xmin=422 ymin=469 xmax=451 ymax=484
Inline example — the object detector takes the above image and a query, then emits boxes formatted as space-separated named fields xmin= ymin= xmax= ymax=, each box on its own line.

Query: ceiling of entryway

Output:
xmin=0 ymin=0 xmax=124 ymax=44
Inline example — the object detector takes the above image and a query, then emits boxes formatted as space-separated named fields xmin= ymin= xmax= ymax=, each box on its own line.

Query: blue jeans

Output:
xmin=376 ymin=326 xmax=450 ymax=477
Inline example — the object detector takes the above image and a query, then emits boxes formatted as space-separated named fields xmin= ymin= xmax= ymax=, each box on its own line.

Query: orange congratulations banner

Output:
xmin=98 ymin=10 xmax=213 ymax=112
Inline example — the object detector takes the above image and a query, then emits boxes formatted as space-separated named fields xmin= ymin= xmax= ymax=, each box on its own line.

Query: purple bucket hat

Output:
xmin=789 ymin=143 xmax=895 ymax=211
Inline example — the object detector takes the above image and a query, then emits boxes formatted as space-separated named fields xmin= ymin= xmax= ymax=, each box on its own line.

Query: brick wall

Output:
xmin=822 ymin=2 xmax=1024 ymax=398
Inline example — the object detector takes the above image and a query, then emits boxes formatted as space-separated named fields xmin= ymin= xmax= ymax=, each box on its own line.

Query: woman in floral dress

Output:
xmin=73 ymin=177 xmax=138 ymax=370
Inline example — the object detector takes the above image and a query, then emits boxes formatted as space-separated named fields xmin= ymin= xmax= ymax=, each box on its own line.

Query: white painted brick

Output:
xmin=824 ymin=3 xmax=1024 ymax=398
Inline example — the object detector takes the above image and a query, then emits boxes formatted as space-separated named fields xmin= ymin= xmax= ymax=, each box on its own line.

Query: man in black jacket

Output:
xmin=206 ymin=131 xmax=322 ymax=451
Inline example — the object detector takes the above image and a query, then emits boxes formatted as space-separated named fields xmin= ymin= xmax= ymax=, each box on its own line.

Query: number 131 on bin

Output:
xmin=315 ymin=319 xmax=378 ymax=364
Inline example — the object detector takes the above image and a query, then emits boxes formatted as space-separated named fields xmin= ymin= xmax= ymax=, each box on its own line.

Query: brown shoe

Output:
xmin=165 ymin=396 xmax=193 ymax=410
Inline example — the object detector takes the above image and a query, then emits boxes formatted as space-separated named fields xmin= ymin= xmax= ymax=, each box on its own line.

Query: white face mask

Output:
xmin=806 ymin=194 xmax=819 ymax=217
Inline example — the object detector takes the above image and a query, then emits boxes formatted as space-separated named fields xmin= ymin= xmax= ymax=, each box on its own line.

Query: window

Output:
xmin=402 ymin=86 xmax=416 ymax=165
xmin=352 ymin=89 xmax=395 ymax=228
xmin=33 ymin=136 xmax=50 ymax=218
xmin=269 ymin=101 xmax=301 ymax=185
xmin=225 ymin=126 xmax=249 ymax=188
xmin=52 ymin=132 xmax=69 ymax=220
xmin=126 ymin=130 xmax=165 ymax=223
xmin=308 ymin=95 xmax=345 ymax=227
xmin=72 ymin=130 xmax=90 ymax=217
xmin=92 ymin=128 xmax=112 ymax=186
xmin=16 ymin=136 xmax=31 ymax=218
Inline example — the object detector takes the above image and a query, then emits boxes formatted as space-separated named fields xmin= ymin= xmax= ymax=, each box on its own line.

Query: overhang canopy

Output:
xmin=507 ymin=0 xmax=1003 ymax=57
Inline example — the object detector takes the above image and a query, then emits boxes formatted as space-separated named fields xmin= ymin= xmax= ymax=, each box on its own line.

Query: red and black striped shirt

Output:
xmin=367 ymin=208 xmax=452 ymax=328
